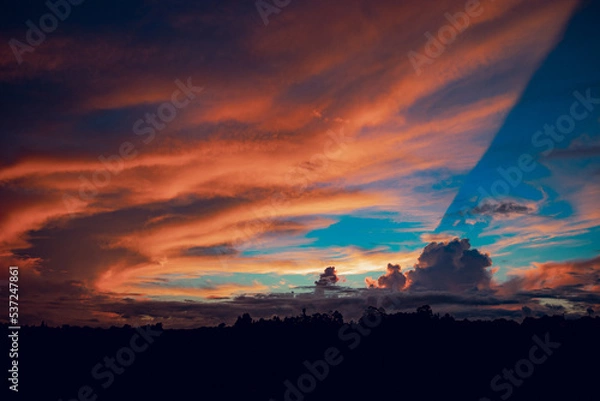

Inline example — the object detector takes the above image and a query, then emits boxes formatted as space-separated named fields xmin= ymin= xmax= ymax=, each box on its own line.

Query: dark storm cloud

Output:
xmin=406 ymin=238 xmax=492 ymax=292
xmin=470 ymin=201 xmax=531 ymax=216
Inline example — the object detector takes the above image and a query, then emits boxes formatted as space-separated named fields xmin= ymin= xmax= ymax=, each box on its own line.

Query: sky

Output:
xmin=0 ymin=0 xmax=599 ymax=328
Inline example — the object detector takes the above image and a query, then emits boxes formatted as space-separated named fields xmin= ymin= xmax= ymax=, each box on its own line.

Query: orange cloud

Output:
xmin=507 ymin=256 xmax=600 ymax=293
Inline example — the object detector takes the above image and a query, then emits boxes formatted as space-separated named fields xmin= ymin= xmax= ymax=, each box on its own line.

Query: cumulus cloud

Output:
xmin=315 ymin=266 xmax=339 ymax=287
xmin=364 ymin=239 xmax=493 ymax=293
xmin=365 ymin=263 xmax=407 ymax=291
xmin=406 ymin=238 xmax=493 ymax=292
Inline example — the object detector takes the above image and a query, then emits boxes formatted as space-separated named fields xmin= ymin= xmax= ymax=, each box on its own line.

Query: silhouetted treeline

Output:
xmin=4 ymin=307 xmax=600 ymax=400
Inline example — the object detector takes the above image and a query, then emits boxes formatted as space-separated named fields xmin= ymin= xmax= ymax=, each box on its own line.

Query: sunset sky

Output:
xmin=1 ymin=0 xmax=599 ymax=327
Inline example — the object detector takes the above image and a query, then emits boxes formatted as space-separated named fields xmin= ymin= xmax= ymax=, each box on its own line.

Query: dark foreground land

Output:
xmin=4 ymin=308 xmax=600 ymax=400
